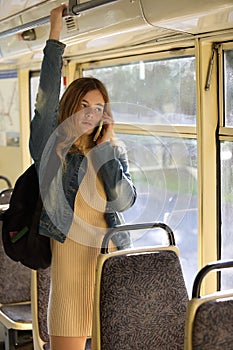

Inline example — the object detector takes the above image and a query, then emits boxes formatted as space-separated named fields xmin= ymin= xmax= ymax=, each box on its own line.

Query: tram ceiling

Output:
xmin=0 ymin=0 xmax=232 ymax=65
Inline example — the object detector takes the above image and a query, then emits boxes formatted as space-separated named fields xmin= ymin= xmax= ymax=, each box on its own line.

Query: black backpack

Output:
xmin=1 ymin=164 xmax=51 ymax=269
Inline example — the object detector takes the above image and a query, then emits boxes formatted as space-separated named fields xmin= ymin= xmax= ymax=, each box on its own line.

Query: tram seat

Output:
xmin=184 ymin=259 xmax=233 ymax=350
xmin=0 ymin=175 xmax=13 ymax=215
xmin=31 ymin=267 xmax=92 ymax=350
xmin=0 ymin=175 xmax=12 ymax=191
xmin=92 ymin=222 xmax=189 ymax=350
xmin=0 ymin=189 xmax=13 ymax=206
xmin=31 ymin=268 xmax=50 ymax=350
xmin=0 ymin=222 xmax=32 ymax=350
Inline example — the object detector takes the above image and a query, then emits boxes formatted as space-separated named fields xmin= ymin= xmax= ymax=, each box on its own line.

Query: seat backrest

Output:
xmin=0 ymin=188 xmax=13 ymax=205
xmin=31 ymin=265 xmax=94 ymax=350
xmin=0 ymin=221 xmax=32 ymax=349
xmin=0 ymin=221 xmax=31 ymax=304
xmin=185 ymin=259 xmax=233 ymax=350
xmin=92 ymin=222 xmax=189 ymax=350
xmin=31 ymin=268 xmax=50 ymax=350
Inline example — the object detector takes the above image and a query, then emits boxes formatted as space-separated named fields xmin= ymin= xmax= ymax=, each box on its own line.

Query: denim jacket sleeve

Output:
xmin=29 ymin=39 xmax=66 ymax=164
xmin=90 ymin=141 xmax=137 ymax=212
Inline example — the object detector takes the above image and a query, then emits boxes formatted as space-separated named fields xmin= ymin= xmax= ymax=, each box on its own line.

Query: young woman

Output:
xmin=29 ymin=5 xmax=137 ymax=350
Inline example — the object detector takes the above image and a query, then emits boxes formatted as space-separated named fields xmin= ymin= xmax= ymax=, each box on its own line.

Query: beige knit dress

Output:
xmin=48 ymin=146 xmax=115 ymax=337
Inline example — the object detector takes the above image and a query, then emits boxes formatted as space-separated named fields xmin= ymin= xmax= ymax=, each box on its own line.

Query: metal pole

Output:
xmin=0 ymin=16 xmax=50 ymax=39
xmin=0 ymin=0 xmax=119 ymax=39
xmin=71 ymin=0 xmax=118 ymax=15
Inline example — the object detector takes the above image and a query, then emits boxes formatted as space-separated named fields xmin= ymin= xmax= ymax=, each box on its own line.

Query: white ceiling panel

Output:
xmin=141 ymin=0 xmax=233 ymax=34
xmin=0 ymin=0 xmax=52 ymax=21
xmin=1 ymin=0 xmax=233 ymax=66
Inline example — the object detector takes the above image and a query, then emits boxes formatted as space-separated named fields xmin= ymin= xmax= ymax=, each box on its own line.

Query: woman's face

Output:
xmin=77 ymin=89 xmax=105 ymax=136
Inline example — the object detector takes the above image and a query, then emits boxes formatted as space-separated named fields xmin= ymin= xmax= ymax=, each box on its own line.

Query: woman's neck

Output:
xmin=71 ymin=134 xmax=95 ymax=154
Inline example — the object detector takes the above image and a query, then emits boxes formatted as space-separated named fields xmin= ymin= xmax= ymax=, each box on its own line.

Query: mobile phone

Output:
xmin=93 ymin=120 xmax=103 ymax=142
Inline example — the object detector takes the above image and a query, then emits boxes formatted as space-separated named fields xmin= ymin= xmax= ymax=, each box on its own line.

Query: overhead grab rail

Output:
xmin=0 ymin=0 xmax=118 ymax=39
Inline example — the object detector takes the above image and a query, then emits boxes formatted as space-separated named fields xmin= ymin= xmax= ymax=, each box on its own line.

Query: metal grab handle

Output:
xmin=0 ymin=0 xmax=119 ymax=39
xmin=67 ymin=0 xmax=118 ymax=16
xmin=192 ymin=259 xmax=233 ymax=298
xmin=0 ymin=175 xmax=12 ymax=188
xmin=101 ymin=222 xmax=175 ymax=254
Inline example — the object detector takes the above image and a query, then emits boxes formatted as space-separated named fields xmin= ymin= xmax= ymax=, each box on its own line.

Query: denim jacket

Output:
xmin=29 ymin=40 xmax=137 ymax=249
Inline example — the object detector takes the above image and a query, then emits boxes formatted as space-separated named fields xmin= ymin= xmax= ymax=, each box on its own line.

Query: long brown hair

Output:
xmin=56 ymin=77 xmax=112 ymax=156
xmin=58 ymin=77 xmax=111 ymax=124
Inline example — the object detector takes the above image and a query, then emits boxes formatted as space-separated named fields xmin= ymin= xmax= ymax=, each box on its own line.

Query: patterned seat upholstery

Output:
xmin=92 ymin=223 xmax=189 ymax=350
xmin=0 ymin=221 xmax=32 ymax=350
xmin=0 ymin=188 xmax=13 ymax=205
xmin=31 ymin=268 xmax=50 ymax=350
xmin=192 ymin=299 xmax=233 ymax=349
xmin=184 ymin=259 xmax=233 ymax=350
xmin=31 ymin=262 xmax=92 ymax=350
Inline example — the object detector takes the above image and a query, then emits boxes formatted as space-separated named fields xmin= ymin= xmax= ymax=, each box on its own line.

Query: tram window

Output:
xmin=220 ymin=48 xmax=233 ymax=289
xmin=0 ymin=70 xmax=19 ymax=147
xmin=224 ymin=50 xmax=233 ymax=127
xmin=220 ymin=140 xmax=233 ymax=289
xmin=83 ymin=56 xmax=196 ymax=126
xmin=83 ymin=56 xmax=198 ymax=294
xmin=116 ymin=133 xmax=198 ymax=296
xmin=30 ymin=73 xmax=39 ymax=119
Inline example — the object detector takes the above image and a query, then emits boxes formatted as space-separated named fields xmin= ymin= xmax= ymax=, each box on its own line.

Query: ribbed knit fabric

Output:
xmin=48 ymin=152 xmax=115 ymax=337
xmin=68 ymin=151 xmax=108 ymax=248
